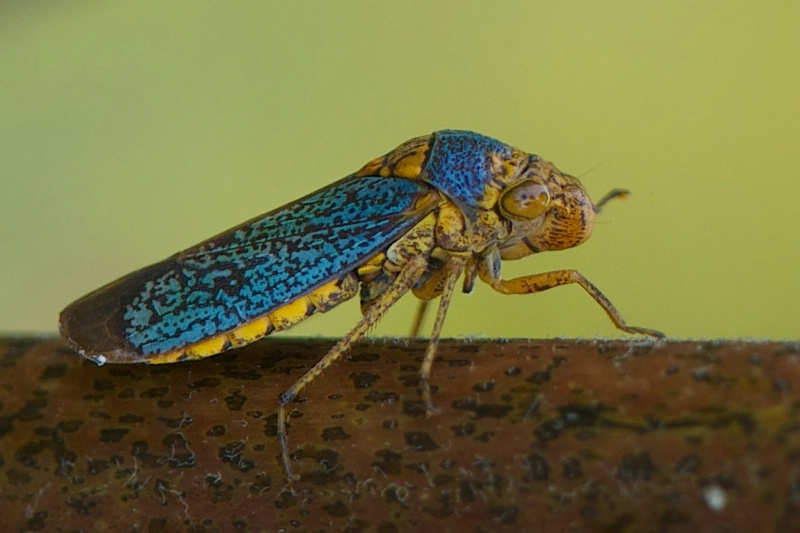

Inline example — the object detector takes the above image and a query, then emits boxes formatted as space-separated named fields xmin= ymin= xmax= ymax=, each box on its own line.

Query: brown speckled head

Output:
xmin=527 ymin=169 xmax=596 ymax=252
xmin=497 ymin=161 xmax=596 ymax=261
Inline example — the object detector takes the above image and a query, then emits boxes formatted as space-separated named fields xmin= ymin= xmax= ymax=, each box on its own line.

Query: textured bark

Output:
xmin=1 ymin=336 xmax=799 ymax=531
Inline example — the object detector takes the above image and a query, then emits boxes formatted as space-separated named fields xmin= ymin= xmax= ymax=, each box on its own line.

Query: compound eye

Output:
xmin=499 ymin=179 xmax=550 ymax=220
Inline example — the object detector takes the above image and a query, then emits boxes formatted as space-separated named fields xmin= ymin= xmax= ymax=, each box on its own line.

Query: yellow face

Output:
xmin=496 ymin=161 xmax=596 ymax=261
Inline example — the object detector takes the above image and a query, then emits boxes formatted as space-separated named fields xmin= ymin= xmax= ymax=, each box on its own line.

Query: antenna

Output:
xmin=594 ymin=188 xmax=630 ymax=214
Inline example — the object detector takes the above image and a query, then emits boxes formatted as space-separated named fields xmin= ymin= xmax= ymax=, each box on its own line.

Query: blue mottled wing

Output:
xmin=60 ymin=176 xmax=437 ymax=360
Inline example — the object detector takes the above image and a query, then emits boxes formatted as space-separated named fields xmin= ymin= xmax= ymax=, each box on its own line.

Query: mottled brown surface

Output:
xmin=1 ymin=337 xmax=799 ymax=532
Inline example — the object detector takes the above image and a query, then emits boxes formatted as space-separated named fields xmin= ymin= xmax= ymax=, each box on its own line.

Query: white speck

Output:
xmin=703 ymin=484 xmax=727 ymax=511
xmin=94 ymin=355 xmax=107 ymax=366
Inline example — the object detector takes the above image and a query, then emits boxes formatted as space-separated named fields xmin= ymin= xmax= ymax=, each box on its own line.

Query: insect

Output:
xmin=60 ymin=130 xmax=664 ymax=479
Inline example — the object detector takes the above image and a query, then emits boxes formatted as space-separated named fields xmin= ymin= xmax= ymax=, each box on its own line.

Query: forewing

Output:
xmin=60 ymin=176 xmax=438 ymax=359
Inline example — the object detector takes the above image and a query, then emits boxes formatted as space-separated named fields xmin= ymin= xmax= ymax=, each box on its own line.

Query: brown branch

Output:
xmin=1 ymin=337 xmax=799 ymax=531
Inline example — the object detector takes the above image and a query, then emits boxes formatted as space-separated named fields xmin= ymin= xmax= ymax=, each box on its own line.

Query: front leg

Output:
xmin=480 ymin=260 xmax=664 ymax=338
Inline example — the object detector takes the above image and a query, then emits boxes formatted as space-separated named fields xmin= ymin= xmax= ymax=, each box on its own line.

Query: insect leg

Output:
xmin=484 ymin=268 xmax=664 ymax=338
xmin=418 ymin=256 xmax=468 ymax=414
xmin=278 ymin=255 xmax=429 ymax=480
xmin=409 ymin=300 xmax=429 ymax=337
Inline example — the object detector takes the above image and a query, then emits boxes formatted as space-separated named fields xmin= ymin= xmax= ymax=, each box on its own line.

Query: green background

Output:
xmin=1 ymin=2 xmax=797 ymax=340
